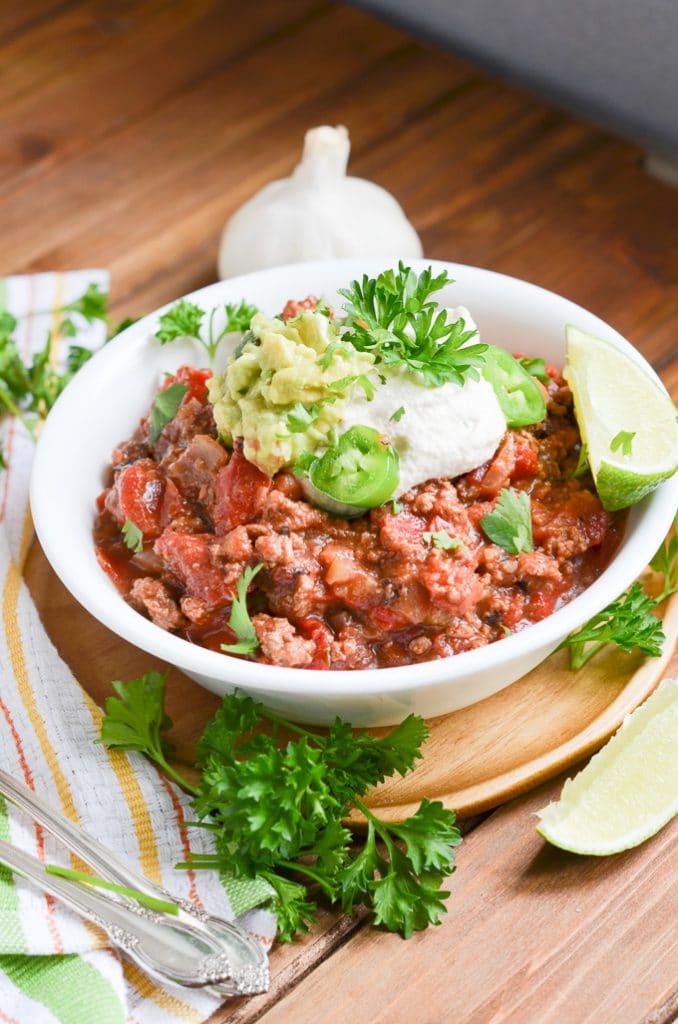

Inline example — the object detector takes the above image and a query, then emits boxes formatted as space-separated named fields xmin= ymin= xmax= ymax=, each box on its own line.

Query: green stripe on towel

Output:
xmin=0 ymin=796 xmax=27 ymax=953
xmin=0 ymin=954 xmax=125 ymax=1024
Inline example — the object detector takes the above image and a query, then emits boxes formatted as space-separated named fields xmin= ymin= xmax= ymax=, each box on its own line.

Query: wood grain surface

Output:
xmin=3 ymin=2 xmax=678 ymax=1022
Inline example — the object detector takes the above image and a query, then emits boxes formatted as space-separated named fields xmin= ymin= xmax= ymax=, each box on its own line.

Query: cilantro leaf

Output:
xmin=558 ymin=582 xmax=665 ymax=669
xmin=571 ymin=443 xmax=590 ymax=479
xmin=121 ymin=518 xmax=144 ymax=553
xmin=423 ymin=530 xmax=462 ymax=551
xmin=610 ymin=430 xmax=636 ymax=457
xmin=150 ymin=381 xmax=188 ymax=444
xmin=339 ymin=262 xmax=487 ymax=387
xmin=480 ymin=488 xmax=533 ymax=554
xmin=518 ymin=356 xmax=550 ymax=383
xmin=220 ymin=564 xmax=264 ymax=655
xmin=155 ymin=300 xmax=205 ymax=344
xmin=223 ymin=300 xmax=258 ymax=334
xmin=285 ymin=400 xmax=333 ymax=434
xmin=390 ymin=405 xmax=406 ymax=422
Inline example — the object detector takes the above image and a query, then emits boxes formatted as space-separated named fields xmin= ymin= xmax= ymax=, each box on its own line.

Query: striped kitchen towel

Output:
xmin=0 ymin=271 xmax=276 ymax=1024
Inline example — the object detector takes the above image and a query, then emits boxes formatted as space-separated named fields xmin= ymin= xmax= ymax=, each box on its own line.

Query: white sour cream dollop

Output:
xmin=340 ymin=307 xmax=506 ymax=497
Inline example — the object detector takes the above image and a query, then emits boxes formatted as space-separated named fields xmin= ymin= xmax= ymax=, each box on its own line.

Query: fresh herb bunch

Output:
xmin=0 ymin=283 xmax=110 ymax=438
xmin=338 ymin=262 xmax=487 ymax=387
xmin=155 ymin=298 xmax=259 ymax=364
xmin=559 ymin=514 xmax=677 ymax=669
xmin=99 ymin=676 xmax=462 ymax=942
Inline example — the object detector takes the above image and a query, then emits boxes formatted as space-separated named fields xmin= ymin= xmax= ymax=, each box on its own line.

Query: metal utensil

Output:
xmin=0 ymin=768 xmax=268 ymax=996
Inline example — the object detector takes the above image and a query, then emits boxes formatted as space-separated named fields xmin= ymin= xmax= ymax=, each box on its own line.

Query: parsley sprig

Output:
xmin=155 ymin=298 xmax=258 ymax=364
xmin=0 ymin=283 xmax=109 ymax=435
xmin=338 ymin=262 xmax=487 ymax=387
xmin=558 ymin=582 xmax=665 ymax=669
xmin=221 ymin=564 xmax=263 ymax=655
xmin=559 ymin=514 xmax=677 ymax=669
xmin=100 ymin=678 xmax=461 ymax=942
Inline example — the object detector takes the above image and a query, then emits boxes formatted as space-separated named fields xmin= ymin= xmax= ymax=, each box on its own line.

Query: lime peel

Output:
xmin=564 ymin=325 xmax=678 ymax=511
xmin=536 ymin=677 xmax=678 ymax=855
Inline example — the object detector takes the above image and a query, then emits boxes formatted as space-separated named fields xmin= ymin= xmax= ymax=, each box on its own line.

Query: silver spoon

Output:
xmin=0 ymin=768 xmax=269 ymax=996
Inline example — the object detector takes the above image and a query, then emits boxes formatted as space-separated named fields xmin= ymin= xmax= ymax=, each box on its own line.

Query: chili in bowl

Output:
xmin=30 ymin=260 xmax=678 ymax=726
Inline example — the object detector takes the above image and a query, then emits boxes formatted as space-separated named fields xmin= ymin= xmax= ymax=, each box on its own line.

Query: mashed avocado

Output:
xmin=207 ymin=310 xmax=375 ymax=476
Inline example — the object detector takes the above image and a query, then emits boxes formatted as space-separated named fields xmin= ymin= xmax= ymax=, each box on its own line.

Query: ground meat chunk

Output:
xmin=481 ymin=546 xmax=563 ymax=586
xmin=421 ymin=549 xmax=486 ymax=615
xmin=263 ymin=490 xmax=331 ymax=531
xmin=252 ymin=614 xmax=316 ymax=667
xmin=128 ymin=577 xmax=184 ymax=631
xmin=211 ymin=525 xmax=255 ymax=562
xmin=154 ymin=398 xmax=216 ymax=462
xmin=166 ymin=434 xmax=228 ymax=502
xmin=330 ymin=625 xmax=377 ymax=669
xmin=254 ymin=531 xmax=309 ymax=566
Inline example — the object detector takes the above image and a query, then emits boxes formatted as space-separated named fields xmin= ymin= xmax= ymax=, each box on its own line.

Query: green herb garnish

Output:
xmin=610 ymin=430 xmax=636 ymax=457
xmin=517 ymin=356 xmax=550 ymax=383
xmin=480 ymin=488 xmax=533 ymax=554
xmin=220 ymin=564 xmax=264 ymax=655
xmin=557 ymin=582 xmax=665 ymax=669
xmin=390 ymin=405 xmax=406 ymax=422
xmin=150 ymin=381 xmax=188 ymax=444
xmin=328 ymin=373 xmax=377 ymax=400
xmin=100 ymin=681 xmax=462 ymax=942
xmin=423 ymin=531 xmax=462 ymax=552
xmin=339 ymin=262 xmax=487 ymax=387
xmin=649 ymin=513 xmax=678 ymax=603
xmin=121 ymin=519 xmax=144 ymax=554
xmin=572 ymin=444 xmax=590 ymax=478
xmin=155 ymin=298 xmax=259 ymax=364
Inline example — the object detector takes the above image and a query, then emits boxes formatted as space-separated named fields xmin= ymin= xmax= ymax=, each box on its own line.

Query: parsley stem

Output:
xmin=150 ymin=754 xmax=199 ymax=798
xmin=277 ymin=859 xmax=336 ymax=898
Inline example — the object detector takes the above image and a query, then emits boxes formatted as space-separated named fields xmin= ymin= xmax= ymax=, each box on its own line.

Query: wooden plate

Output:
xmin=24 ymin=542 xmax=678 ymax=821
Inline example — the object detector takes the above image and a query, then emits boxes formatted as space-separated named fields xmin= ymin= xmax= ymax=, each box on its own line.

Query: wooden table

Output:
xmin=2 ymin=3 xmax=677 ymax=1022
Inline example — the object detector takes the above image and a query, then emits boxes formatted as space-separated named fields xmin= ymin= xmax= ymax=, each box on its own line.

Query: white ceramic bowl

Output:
xmin=30 ymin=260 xmax=678 ymax=725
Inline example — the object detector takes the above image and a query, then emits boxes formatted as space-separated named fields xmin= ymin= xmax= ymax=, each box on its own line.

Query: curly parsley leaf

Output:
xmin=223 ymin=300 xmax=258 ymax=334
xmin=220 ymin=564 xmax=264 ymax=655
xmin=339 ymin=262 xmax=487 ymax=387
xmin=150 ymin=380 xmax=188 ymax=444
xmin=610 ymin=430 xmax=636 ymax=457
xmin=121 ymin=518 xmax=144 ymax=553
xmin=156 ymin=300 xmax=205 ymax=345
xmin=480 ymin=488 xmax=533 ymax=554
xmin=155 ymin=298 xmax=259 ymax=364
xmin=557 ymin=582 xmax=665 ymax=670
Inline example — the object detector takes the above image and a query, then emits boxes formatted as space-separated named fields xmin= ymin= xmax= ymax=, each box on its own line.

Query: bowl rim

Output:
xmin=30 ymin=257 xmax=678 ymax=699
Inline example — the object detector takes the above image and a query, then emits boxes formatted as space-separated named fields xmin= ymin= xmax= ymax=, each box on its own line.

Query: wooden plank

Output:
xmin=0 ymin=0 xmax=326 ymax=193
xmin=256 ymin=771 xmax=678 ymax=1024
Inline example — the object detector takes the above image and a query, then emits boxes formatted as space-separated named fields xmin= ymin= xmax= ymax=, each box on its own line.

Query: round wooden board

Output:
xmin=24 ymin=540 xmax=678 ymax=821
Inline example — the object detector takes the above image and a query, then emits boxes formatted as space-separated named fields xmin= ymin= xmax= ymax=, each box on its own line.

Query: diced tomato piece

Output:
xmin=378 ymin=511 xmax=426 ymax=557
xmin=477 ymin=434 xmax=516 ymax=496
xmin=164 ymin=365 xmax=212 ymax=404
xmin=526 ymin=581 xmax=567 ymax=621
xmin=281 ymin=295 xmax=321 ymax=320
xmin=298 ymin=617 xmax=333 ymax=670
xmin=160 ymin=478 xmax=186 ymax=527
xmin=154 ymin=530 xmax=238 ymax=609
xmin=511 ymin=435 xmax=539 ymax=479
xmin=212 ymin=446 xmax=272 ymax=534
xmin=369 ymin=605 xmax=410 ymax=631
xmin=116 ymin=462 xmax=165 ymax=537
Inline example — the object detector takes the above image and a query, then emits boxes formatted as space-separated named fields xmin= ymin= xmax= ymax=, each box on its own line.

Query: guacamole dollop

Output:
xmin=207 ymin=310 xmax=375 ymax=476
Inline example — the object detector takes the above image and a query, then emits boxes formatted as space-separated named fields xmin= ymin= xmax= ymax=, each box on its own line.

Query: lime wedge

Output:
xmin=565 ymin=325 xmax=678 ymax=511
xmin=536 ymin=677 xmax=678 ymax=855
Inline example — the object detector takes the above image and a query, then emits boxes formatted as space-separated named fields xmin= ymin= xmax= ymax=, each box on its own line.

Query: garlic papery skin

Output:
xmin=218 ymin=125 xmax=423 ymax=279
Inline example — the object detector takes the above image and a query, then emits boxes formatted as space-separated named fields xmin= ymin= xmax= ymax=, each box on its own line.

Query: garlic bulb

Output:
xmin=218 ymin=125 xmax=422 ymax=279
